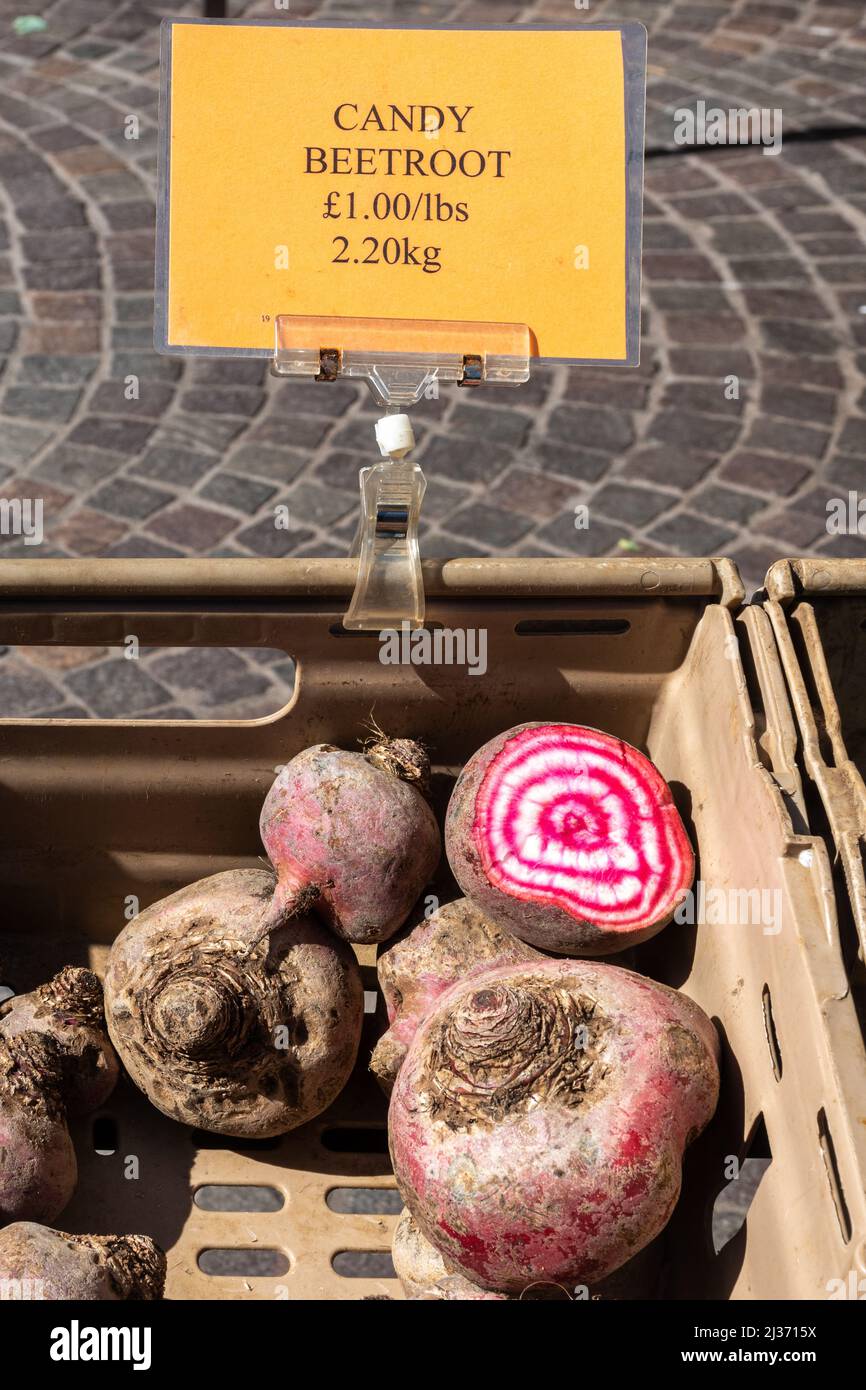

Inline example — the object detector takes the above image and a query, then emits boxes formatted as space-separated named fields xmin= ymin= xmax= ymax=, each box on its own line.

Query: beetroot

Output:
xmin=372 ymin=897 xmax=537 ymax=1091
xmin=0 ymin=1033 xmax=77 ymax=1224
xmin=0 ymin=967 xmax=118 ymax=1115
xmin=104 ymin=868 xmax=363 ymax=1138
xmin=258 ymin=738 xmax=441 ymax=946
xmin=445 ymin=722 xmax=694 ymax=955
xmin=392 ymin=1208 xmax=620 ymax=1300
xmin=389 ymin=957 xmax=718 ymax=1292
xmin=392 ymin=1209 xmax=507 ymax=1300
xmin=0 ymin=1222 xmax=166 ymax=1299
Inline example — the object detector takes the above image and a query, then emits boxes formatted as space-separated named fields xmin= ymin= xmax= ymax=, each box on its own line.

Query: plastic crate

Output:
xmin=762 ymin=558 xmax=866 ymax=1281
xmin=0 ymin=554 xmax=863 ymax=1299
xmin=764 ymin=559 xmax=866 ymax=982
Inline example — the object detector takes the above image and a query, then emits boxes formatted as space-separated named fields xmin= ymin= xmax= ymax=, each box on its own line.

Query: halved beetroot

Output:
xmin=445 ymin=722 xmax=694 ymax=955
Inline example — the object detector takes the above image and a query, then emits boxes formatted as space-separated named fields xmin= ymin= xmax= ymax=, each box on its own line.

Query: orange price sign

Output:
xmin=156 ymin=19 xmax=645 ymax=363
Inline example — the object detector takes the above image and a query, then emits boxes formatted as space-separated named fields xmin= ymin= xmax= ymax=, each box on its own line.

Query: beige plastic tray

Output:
xmin=0 ymin=555 xmax=863 ymax=1300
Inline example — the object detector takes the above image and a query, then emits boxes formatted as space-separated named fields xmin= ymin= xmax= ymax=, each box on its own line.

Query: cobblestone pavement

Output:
xmin=0 ymin=0 xmax=864 ymax=717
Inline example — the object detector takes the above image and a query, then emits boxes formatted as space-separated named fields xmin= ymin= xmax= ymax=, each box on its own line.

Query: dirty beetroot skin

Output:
xmin=0 ymin=967 xmax=119 ymax=1116
xmin=445 ymin=722 xmax=694 ymax=955
xmin=258 ymin=738 xmax=441 ymax=946
xmin=0 ymin=1223 xmax=166 ymax=1299
xmin=372 ymin=897 xmax=538 ymax=1092
xmin=391 ymin=1206 xmax=629 ymax=1301
xmin=392 ymin=1208 xmax=508 ymax=1300
xmin=104 ymin=868 xmax=363 ymax=1138
xmin=0 ymin=1032 xmax=77 ymax=1224
xmin=389 ymin=958 xmax=719 ymax=1293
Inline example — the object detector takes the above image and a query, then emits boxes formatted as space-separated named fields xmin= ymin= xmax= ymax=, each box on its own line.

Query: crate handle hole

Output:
xmin=331 ymin=1251 xmax=396 ymax=1279
xmin=0 ymin=646 xmax=295 ymax=721
xmin=197 ymin=1249 xmax=289 ymax=1277
xmin=326 ymin=1187 xmax=403 ymax=1215
xmin=761 ymin=984 xmax=782 ymax=1082
xmin=194 ymin=1185 xmax=285 ymax=1213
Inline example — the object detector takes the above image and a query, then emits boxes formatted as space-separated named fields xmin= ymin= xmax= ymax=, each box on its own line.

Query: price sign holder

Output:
xmin=272 ymin=312 xmax=530 ymax=628
xmin=156 ymin=19 xmax=645 ymax=629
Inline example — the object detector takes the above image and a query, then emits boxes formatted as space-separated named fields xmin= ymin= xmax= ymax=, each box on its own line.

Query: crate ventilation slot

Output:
xmin=331 ymin=1251 xmax=396 ymax=1279
xmin=326 ymin=1188 xmax=403 ymax=1215
xmin=198 ymin=1249 xmax=289 ymax=1277
xmin=514 ymin=619 xmax=631 ymax=636
xmin=194 ymin=1186 xmax=284 ymax=1213
xmin=761 ymin=984 xmax=783 ymax=1082
xmin=92 ymin=1115 xmax=118 ymax=1156
xmin=818 ymin=1107 xmax=852 ymax=1243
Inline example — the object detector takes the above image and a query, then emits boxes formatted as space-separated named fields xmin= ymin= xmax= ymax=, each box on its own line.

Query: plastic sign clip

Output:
xmin=343 ymin=436 xmax=427 ymax=632
xmin=271 ymin=315 xmax=530 ymax=630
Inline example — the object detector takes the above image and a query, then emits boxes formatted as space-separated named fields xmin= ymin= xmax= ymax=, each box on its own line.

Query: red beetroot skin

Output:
xmin=261 ymin=742 xmax=441 ymax=945
xmin=391 ymin=1206 xmax=653 ymax=1300
xmin=392 ymin=1208 xmax=508 ymax=1300
xmin=0 ymin=1034 xmax=77 ymax=1224
xmin=389 ymin=958 xmax=719 ymax=1293
xmin=445 ymin=722 xmax=694 ymax=955
xmin=372 ymin=898 xmax=538 ymax=1091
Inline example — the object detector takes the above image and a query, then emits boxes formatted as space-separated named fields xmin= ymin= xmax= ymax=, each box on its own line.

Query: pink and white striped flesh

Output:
xmin=445 ymin=722 xmax=694 ymax=955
